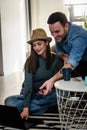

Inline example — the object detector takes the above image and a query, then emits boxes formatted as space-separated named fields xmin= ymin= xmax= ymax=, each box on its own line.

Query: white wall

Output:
xmin=0 ymin=0 xmax=27 ymax=76
xmin=30 ymin=0 xmax=68 ymax=46
xmin=0 ymin=0 xmax=68 ymax=76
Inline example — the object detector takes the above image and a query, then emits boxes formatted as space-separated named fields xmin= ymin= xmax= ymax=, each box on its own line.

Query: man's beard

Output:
xmin=61 ymin=33 xmax=67 ymax=42
xmin=61 ymin=28 xmax=68 ymax=42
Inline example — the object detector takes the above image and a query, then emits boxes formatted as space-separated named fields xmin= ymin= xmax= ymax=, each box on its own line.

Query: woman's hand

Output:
xmin=20 ymin=107 xmax=29 ymax=120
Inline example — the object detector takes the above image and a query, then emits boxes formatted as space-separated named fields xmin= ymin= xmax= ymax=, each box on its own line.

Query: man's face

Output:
xmin=49 ymin=22 xmax=68 ymax=42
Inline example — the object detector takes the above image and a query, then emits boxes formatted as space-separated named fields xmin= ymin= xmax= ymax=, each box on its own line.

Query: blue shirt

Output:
xmin=56 ymin=22 xmax=87 ymax=68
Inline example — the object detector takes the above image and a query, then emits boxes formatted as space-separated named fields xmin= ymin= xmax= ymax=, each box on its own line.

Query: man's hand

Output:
xmin=39 ymin=79 xmax=54 ymax=95
xmin=63 ymin=63 xmax=74 ymax=70
xmin=39 ymin=70 xmax=63 ymax=95
xmin=20 ymin=107 xmax=29 ymax=120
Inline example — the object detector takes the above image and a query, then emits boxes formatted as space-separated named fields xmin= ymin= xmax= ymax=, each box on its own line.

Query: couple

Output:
xmin=5 ymin=12 xmax=87 ymax=120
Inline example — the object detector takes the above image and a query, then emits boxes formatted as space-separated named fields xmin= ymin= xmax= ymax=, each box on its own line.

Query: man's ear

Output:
xmin=65 ymin=23 xmax=69 ymax=32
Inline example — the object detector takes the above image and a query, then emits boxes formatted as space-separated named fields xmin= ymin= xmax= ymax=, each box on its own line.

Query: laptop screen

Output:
xmin=0 ymin=105 xmax=27 ymax=130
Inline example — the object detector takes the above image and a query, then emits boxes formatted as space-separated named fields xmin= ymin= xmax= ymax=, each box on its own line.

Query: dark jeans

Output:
xmin=71 ymin=61 xmax=87 ymax=80
xmin=4 ymin=89 xmax=57 ymax=115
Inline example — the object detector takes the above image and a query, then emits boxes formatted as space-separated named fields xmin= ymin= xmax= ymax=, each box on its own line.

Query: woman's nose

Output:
xmin=35 ymin=45 xmax=39 ymax=50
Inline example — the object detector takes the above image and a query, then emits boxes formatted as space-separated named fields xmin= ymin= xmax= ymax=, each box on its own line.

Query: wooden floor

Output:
xmin=0 ymin=71 xmax=24 ymax=105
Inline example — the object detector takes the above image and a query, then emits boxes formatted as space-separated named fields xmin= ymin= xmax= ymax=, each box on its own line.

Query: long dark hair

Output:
xmin=24 ymin=40 xmax=55 ymax=74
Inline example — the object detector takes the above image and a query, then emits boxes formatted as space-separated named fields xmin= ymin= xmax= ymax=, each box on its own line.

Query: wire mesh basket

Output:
xmin=54 ymin=77 xmax=87 ymax=130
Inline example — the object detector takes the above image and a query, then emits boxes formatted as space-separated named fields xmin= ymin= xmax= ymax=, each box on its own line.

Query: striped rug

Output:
xmin=28 ymin=112 xmax=62 ymax=130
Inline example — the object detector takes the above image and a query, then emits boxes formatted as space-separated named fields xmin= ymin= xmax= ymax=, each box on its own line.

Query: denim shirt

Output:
xmin=56 ymin=22 xmax=87 ymax=68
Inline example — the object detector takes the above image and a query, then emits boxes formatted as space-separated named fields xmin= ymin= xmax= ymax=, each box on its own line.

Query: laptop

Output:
xmin=0 ymin=105 xmax=35 ymax=130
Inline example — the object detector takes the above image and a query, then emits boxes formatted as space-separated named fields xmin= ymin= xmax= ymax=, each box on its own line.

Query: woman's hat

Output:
xmin=27 ymin=28 xmax=52 ymax=44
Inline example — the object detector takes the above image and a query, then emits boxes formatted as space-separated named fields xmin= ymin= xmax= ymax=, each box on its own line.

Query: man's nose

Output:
xmin=52 ymin=33 xmax=58 ymax=38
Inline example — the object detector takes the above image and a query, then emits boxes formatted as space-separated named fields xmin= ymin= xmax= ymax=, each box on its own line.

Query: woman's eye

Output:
xmin=33 ymin=44 xmax=36 ymax=47
xmin=38 ymin=43 xmax=42 ymax=46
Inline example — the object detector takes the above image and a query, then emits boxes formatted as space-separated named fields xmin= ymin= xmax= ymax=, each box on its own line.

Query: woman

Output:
xmin=5 ymin=28 xmax=63 ymax=120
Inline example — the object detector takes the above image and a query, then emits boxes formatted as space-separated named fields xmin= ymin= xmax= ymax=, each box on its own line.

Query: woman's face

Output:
xmin=32 ymin=40 xmax=48 ymax=58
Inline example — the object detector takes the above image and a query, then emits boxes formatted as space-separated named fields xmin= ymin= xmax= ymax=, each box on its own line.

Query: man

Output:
xmin=39 ymin=12 xmax=87 ymax=95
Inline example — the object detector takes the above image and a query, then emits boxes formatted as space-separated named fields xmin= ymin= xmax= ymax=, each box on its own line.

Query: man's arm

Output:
xmin=39 ymin=62 xmax=74 ymax=96
xmin=39 ymin=71 xmax=63 ymax=95
xmin=58 ymin=53 xmax=68 ymax=64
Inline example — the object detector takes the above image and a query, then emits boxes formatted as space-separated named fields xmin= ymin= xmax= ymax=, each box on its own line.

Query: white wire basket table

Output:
xmin=54 ymin=77 xmax=87 ymax=130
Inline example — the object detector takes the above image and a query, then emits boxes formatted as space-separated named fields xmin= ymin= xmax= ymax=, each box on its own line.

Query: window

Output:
xmin=64 ymin=0 xmax=87 ymax=27
xmin=70 ymin=4 xmax=87 ymax=22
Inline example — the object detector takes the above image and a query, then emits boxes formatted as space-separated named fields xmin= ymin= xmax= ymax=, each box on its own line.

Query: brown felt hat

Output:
xmin=27 ymin=28 xmax=52 ymax=44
